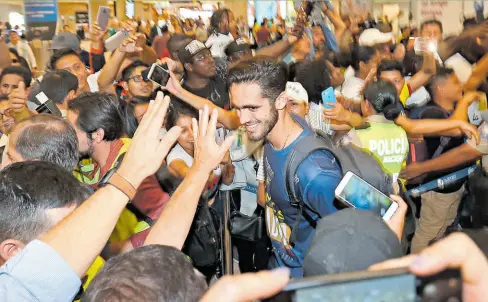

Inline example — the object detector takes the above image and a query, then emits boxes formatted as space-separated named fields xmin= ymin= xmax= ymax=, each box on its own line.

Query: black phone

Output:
xmin=268 ymin=268 xmax=462 ymax=302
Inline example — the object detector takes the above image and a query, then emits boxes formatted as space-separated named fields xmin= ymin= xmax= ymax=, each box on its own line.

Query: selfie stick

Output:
xmin=405 ymin=164 xmax=477 ymax=198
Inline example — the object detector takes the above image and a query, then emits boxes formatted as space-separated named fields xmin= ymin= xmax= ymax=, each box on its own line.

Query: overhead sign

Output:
xmin=23 ymin=0 xmax=58 ymax=41
xmin=75 ymin=12 xmax=89 ymax=25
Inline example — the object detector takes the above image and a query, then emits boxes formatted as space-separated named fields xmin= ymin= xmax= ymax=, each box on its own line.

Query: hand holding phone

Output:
xmin=335 ymin=171 xmax=399 ymax=220
xmin=105 ymin=30 xmax=129 ymax=51
xmin=321 ymin=87 xmax=336 ymax=109
xmin=146 ymin=63 xmax=170 ymax=87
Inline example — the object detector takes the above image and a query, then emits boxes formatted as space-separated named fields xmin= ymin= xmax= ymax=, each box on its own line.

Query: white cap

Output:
xmin=286 ymin=82 xmax=308 ymax=104
xmin=359 ymin=28 xmax=393 ymax=46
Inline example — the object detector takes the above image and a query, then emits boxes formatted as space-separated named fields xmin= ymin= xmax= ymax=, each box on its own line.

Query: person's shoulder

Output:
xmin=297 ymin=148 xmax=341 ymax=175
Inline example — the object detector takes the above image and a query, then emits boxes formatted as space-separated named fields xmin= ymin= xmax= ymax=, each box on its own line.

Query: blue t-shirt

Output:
xmin=264 ymin=117 xmax=341 ymax=278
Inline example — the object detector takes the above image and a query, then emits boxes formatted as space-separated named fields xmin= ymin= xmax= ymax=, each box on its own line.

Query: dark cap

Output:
xmin=225 ymin=37 xmax=251 ymax=56
xmin=178 ymin=39 xmax=208 ymax=64
xmin=51 ymin=32 xmax=81 ymax=51
xmin=303 ymin=209 xmax=403 ymax=277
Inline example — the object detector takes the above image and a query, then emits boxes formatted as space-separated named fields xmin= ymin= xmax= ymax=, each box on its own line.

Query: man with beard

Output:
xmin=67 ymin=92 xmax=170 ymax=243
xmin=228 ymin=58 xmax=342 ymax=278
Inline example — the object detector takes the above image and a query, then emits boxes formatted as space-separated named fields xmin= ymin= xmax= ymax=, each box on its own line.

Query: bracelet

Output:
xmin=107 ymin=172 xmax=137 ymax=201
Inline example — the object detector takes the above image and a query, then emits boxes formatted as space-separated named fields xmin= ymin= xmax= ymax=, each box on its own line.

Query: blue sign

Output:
xmin=23 ymin=0 xmax=58 ymax=40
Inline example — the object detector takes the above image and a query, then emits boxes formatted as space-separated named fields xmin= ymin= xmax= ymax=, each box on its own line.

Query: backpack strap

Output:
xmin=284 ymin=134 xmax=331 ymax=246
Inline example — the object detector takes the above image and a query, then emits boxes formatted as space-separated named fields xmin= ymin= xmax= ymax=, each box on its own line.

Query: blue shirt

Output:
xmin=0 ymin=240 xmax=81 ymax=301
xmin=264 ymin=117 xmax=341 ymax=278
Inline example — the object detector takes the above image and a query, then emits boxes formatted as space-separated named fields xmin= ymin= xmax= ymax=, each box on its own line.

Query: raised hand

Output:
xmin=119 ymin=34 xmax=142 ymax=53
xmin=117 ymin=91 xmax=181 ymax=188
xmin=91 ymin=22 xmax=107 ymax=43
xmin=192 ymin=106 xmax=236 ymax=173
xmin=7 ymin=81 xmax=28 ymax=112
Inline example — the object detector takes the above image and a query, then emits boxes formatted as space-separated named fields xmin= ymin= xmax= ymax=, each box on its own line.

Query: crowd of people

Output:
xmin=0 ymin=1 xmax=488 ymax=301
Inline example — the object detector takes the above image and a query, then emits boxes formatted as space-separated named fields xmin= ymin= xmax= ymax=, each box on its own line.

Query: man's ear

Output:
xmin=359 ymin=61 xmax=365 ymax=71
xmin=0 ymin=239 xmax=25 ymax=263
xmin=92 ymin=128 xmax=105 ymax=143
xmin=275 ymin=91 xmax=289 ymax=111
xmin=184 ymin=62 xmax=193 ymax=73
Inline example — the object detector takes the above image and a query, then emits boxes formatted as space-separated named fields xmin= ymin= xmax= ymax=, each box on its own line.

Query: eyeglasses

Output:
xmin=128 ymin=75 xmax=148 ymax=83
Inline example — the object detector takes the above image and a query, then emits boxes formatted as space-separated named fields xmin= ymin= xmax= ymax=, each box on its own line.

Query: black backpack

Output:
xmin=284 ymin=130 xmax=393 ymax=245
xmin=182 ymin=197 xmax=221 ymax=269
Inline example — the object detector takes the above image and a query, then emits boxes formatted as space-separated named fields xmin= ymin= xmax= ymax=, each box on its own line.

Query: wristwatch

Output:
xmin=98 ymin=167 xmax=136 ymax=201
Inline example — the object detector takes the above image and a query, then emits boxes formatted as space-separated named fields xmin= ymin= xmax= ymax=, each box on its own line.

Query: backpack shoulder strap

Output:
xmin=284 ymin=132 xmax=332 ymax=246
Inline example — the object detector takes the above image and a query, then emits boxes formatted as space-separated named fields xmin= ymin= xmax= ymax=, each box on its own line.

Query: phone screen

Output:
xmin=336 ymin=173 xmax=394 ymax=218
xmin=148 ymin=64 xmax=169 ymax=87
xmin=296 ymin=274 xmax=415 ymax=301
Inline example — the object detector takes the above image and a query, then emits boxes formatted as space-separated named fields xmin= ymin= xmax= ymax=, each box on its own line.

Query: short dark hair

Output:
xmin=39 ymin=70 xmax=78 ymax=105
xmin=377 ymin=59 xmax=404 ymax=78
xmin=49 ymin=48 xmax=82 ymax=70
xmin=428 ymin=67 xmax=454 ymax=97
xmin=0 ymin=66 xmax=32 ymax=88
xmin=68 ymin=92 xmax=124 ymax=141
xmin=352 ymin=46 xmax=377 ymax=70
xmin=12 ymin=114 xmax=79 ymax=171
xmin=121 ymin=60 xmax=149 ymax=82
xmin=420 ymin=20 xmax=443 ymax=33
xmin=228 ymin=57 xmax=287 ymax=104
xmin=168 ymin=34 xmax=192 ymax=59
xmin=295 ymin=59 xmax=332 ymax=105
xmin=82 ymin=245 xmax=207 ymax=302
xmin=165 ymin=95 xmax=199 ymax=130
xmin=0 ymin=161 xmax=90 ymax=243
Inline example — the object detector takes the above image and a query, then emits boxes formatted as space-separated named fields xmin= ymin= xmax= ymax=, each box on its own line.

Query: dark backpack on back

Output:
xmin=284 ymin=130 xmax=393 ymax=245
xmin=406 ymin=106 xmax=451 ymax=185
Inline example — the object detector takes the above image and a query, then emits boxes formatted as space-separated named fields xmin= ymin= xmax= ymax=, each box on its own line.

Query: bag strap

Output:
xmin=284 ymin=134 xmax=329 ymax=246
xmin=432 ymin=136 xmax=451 ymax=159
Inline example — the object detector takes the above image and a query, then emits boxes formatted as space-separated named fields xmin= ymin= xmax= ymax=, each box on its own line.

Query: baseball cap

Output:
xmin=303 ymin=209 xmax=403 ymax=277
xmin=51 ymin=32 xmax=81 ymax=51
xmin=178 ymin=40 xmax=208 ymax=64
xmin=225 ymin=37 xmax=251 ymax=56
xmin=286 ymin=82 xmax=308 ymax=104
xmin=359 ymin=28 xmax=393 ymax=47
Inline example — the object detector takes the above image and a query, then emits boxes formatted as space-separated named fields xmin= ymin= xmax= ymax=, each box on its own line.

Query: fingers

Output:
xmin=221 ymin=133 xmax=237 ymax=155
xmin=157 ymin=126 xmax=182 ymax=159
xmin=369 ymin=255 xmax=417 ymax=271
xmin=390 ymin=195 xmax=408 ymax=214
xmin=206 ymin=108 xmax=219 ymax=142
xmin=192 ymin=117 xmax=199 ymax=150
xmin=198 ymin=106 xmax=210 ymax=141
xmin=201 ymin=268 xmax=290 ymax=302
xmin=17 ymin=81 xmax=26 ymax=94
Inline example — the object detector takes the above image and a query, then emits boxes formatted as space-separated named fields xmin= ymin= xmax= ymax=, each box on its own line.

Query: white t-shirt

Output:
xmin=87 ymin=72 xmax=100 ymax=92
xmin=205 ymin=33 xmax=234 ymax=58
xmin=340 ymin=76 xmax=364 ymax=103
xmin=167 ymin=143 xmax=222 ymax=177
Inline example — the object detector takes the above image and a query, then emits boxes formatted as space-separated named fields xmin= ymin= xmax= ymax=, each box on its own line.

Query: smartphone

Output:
xmin=105 ymin=30 xmax=129 ymax=51
xmin=321 ymin=87 xmax=336 ymax=109
xmin=334 ymin=171 xmax=398 ymax=221
xmin=269 ymin=268 xmax=462 ymax=302
xmin=414 ymin=37 xmax=437 ymax=55
xmin=146 ymin=63 xmax=170 ymax=87
xmin=97 ymin=6 xmax=111 ymax=31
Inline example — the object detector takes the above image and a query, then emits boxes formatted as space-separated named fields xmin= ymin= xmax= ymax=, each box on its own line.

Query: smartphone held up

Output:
xmin=335 ymin=171 xmax=399 ymax=221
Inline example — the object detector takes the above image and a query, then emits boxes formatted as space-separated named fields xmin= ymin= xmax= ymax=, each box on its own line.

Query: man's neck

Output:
xmin=266 ymin=112 xmax=303 ymax=150
xmin=434 ymin=96 xmax=455 ymax=112
xmin=11 ymin=41 xmax=18 ymax=46
xmin=92 ymin=140 xmax=115 ymax=170
xmin=185 ymin=73 xmax=210 ymax=89
xmin=357 ymin=70 xmax=368 ymax=80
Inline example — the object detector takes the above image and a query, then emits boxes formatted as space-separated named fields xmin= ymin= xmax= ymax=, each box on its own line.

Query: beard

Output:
xmin=247 ymin=106 xmax=279 ymax=141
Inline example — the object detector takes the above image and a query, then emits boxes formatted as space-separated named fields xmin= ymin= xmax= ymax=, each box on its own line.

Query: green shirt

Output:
xmin=342 ymin=115 xmax=409 ymax=182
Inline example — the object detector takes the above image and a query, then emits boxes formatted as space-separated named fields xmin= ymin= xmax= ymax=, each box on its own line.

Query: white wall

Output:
xmin=0 ymin=4 xmax=23 ymax=24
